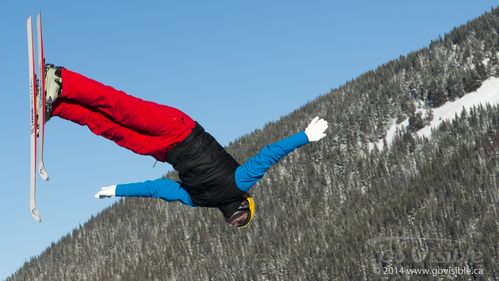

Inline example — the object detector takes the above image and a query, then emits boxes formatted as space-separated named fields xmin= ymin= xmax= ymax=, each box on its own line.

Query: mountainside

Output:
xmin=8 ymin=8 xmax=499 ymax=281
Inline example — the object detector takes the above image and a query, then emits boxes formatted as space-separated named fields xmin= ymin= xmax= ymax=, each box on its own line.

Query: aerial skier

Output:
xmin=42 ymin=65 xmax=329 ymax=227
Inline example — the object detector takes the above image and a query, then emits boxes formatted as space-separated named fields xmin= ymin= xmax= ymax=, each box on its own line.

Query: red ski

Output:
xmin=37 ymin=13 xmax=49 ymax=182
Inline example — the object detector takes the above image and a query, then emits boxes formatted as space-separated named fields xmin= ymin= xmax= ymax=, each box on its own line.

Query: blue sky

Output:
xmin=1 ymin=1 xmax=496 ymax=279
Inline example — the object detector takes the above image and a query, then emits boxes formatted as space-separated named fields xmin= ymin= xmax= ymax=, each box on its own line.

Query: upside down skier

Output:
xmin=41 ymin=64 xmax=329 ymax=227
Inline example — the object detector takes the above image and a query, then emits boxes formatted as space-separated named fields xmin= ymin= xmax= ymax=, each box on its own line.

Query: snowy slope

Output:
xmin=370 ymin=76 xmax=499 ymax=151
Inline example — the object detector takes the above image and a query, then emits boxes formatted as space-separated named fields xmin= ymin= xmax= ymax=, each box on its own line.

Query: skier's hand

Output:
xmin=305 ymin=116 xmax=328 ymax=142
xmin=94 ymin=185 xmax=116 ymax=199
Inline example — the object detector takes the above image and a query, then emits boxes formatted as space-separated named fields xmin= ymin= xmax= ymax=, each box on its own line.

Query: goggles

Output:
xmin=226 ymin=199 xmax=253 ymax=227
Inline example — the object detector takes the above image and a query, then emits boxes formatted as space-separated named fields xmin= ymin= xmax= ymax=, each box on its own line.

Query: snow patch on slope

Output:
xmin=417 ymin=76 xmax=499 ymax=138
xmin=369 ymin=119 xmax=408 ymax=151
xmin=369 ymin=76 xmax=499 ymax=151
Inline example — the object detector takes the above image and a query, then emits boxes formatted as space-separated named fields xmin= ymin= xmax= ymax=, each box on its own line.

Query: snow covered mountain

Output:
xmin=8 ymin=7 xmax=499 ymax=281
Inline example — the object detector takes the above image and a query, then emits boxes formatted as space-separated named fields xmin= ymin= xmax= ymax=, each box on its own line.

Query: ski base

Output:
xmin=37 ymin=13 xmax=49 ymax=182
xmin=27 ymin=12 xmax=48 ymax=223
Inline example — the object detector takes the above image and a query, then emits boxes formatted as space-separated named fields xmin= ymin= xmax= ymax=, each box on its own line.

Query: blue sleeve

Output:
xmin=115 ymin=178 xmax=196 ymax=207
xmin=235 ymin=131 xmax=309 ymax=192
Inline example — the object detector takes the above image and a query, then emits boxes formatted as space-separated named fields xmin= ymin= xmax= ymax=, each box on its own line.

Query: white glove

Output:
xmin=305 ymin=116 xmax=328 ymax=142
xmin=94 ymin=185 xmax=117 ymax=199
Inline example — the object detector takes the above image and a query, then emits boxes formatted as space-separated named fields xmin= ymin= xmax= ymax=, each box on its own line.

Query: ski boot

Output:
xmin=43 ymin=64 xmax=62 ymax=120
xmin=35 ymin=64 xmax=62 ymax=135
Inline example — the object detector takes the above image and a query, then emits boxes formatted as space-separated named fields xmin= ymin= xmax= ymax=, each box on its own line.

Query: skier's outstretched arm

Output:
xmin=95 ymin=178 xmax=195 ymax=207
xmin=235 ymin=116 xmax=328 ymax=192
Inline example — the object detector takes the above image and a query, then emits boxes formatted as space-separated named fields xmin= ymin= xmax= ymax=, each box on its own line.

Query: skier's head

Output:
xmin=222 ymin=194 xmax=255 ymax=228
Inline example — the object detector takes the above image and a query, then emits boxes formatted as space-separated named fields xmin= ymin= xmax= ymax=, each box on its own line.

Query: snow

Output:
xmin=417 ymin=76 xmax=499 ymax=138
xmin=369 ymin=118 xmax=409 ymax=151
xmin=369 ymin=76 xmax=499 ymax=151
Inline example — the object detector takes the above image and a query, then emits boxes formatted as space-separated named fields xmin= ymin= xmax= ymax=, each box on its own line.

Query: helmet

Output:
xmin=226 ymin=194 xmax=255 ymax=228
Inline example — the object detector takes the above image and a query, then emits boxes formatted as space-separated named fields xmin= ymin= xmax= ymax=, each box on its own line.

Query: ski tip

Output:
xmin=38 ymin=163 xmax=49 ymax=181
xmin=31 ymin=207 xmax=42 ymax=223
